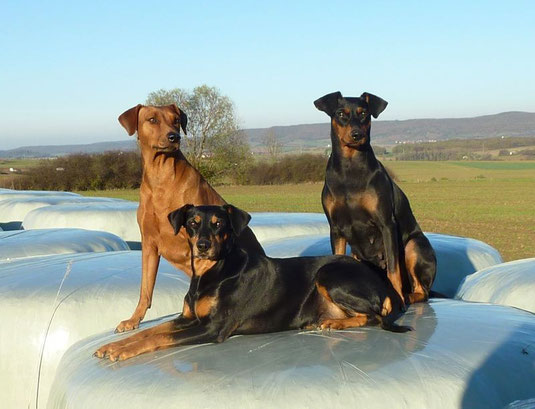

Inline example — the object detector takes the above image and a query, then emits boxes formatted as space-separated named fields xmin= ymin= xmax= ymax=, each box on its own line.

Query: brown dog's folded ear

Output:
xmin=118 ymin=104 xmax=143 ymax=136
xmin=179 ymin=108 xmax=188 ymax=135
xmin=314 ymin=91 xmax=343 ymax=117
xmin=168 ymin=204 xmax=194 ymax=235
xmin=361 ymin=92 xmax=388 ymax=118
xmin=223 ymin=204 xmax=251 ymax=236
xmin=169 ymin=104 xmax=188 ymax=135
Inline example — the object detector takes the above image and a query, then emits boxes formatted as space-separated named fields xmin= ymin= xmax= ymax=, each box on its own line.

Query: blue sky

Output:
xmin=1 ymin=0 xmax=534 ymax=149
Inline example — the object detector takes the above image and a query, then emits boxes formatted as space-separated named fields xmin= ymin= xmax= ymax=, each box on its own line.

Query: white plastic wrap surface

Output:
xmin=264 ymin=233 xmax=503 ymax=297
xmin=22 ymin=202 xmax=140 ymax=243
xmin=47 ymin=300 xmax=535 ymax=409
xmin=0 ymin=252 xmax=190 ymax=409
xmin=0 ymin=189 xmax=80 ymax=201
xmin=0 ymin=196 xmax=127 ymax=221
xmin=456 ymin=258 xmax=535 ymax=313
xmin=0 ymin=229 xmax=129 ymax=261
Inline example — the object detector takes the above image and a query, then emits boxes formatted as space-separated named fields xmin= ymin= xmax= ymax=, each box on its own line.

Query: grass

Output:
xmin=77 ymin=161 xmax=535 ymax=262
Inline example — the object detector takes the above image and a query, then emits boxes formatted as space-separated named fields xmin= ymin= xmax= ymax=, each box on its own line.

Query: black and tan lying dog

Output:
xmin=95 ymin=204 xmax=410 ymax=362
xmin=314 ymin=91 xmax=437 ymax=305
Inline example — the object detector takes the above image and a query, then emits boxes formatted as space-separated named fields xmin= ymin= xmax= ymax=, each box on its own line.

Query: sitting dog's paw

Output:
xmin=115 ymin=317 xmax=141 ymax=333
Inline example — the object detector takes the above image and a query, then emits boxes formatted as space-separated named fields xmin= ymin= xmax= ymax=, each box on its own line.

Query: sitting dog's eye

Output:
xmin=337 ymin=111 xmax=347 ymax=119
xmin=214 ymin=221 xmax=222 ymax=228
xmin=148 ymin=117 xmax=158 ymax=124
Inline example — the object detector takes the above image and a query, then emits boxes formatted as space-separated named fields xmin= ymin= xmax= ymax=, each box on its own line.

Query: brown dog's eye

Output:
xmin=173 ymin=117 xmax=180 ymax=125
xmin=148 ymin=117 xmax=158 ymax=124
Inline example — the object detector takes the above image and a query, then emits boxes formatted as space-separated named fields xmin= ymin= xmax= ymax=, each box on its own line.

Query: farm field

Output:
xmin=78 ymin=161 xmax=535 ymax=261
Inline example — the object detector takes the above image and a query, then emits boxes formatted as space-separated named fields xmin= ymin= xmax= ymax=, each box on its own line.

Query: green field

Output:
xmin=78 ymin=161 xmax=535 ymax=262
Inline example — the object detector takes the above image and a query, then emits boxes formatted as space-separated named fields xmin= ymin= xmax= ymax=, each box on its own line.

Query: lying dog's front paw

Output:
xmin=115 ymin=317 xmax=141 ymax=333
xmin=319 ymin=319 xmax=343 ymax=330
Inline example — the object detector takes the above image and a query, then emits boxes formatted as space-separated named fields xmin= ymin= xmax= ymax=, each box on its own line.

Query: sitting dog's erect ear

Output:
xmin=168 ymin=204 xmax=194 ymax=235
xmin=314 ymin=91 xmax=343 ymax=117
xmin=223 ymin=204 xmax=251 ymax=236
xmin=118 ymin=104 xmax=143 ymax=136
xmin=361 ymin=92 xmax=388 ymax=118
xmin=169 ymin=104 xmax=188 ymax=135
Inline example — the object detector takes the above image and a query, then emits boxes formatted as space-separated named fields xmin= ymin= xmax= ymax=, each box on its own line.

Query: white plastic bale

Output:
xmin=264 ymin=233 xmax=503 ymax=297
xmin=22 ymin=202 xmax=140 ymax=243
xmin=0 ymin=189 xmax=80 ymax=201
xmin=0 ymin=196 xmax=128 ymax=229
xmin=0 ymin=229 xmax=129 ymax=261
xmin=47 ymin=300 xmax=535 ymax=409
xmin=456 ymin=258 xmax=535 ymax=313
xmin=0 ymin=252 xmax=190 ymax=409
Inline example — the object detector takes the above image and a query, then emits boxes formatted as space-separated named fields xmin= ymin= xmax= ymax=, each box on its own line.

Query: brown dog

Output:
xmin=115 ymin=104 xmax=264 ymax=332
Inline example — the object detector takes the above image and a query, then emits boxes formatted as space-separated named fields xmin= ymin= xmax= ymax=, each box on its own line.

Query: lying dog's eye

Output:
xmin=188 ymin=220 xmax=198 ymax=228
xmin=337 ymin=111 xmax=347 ymax=119
xmin=214 ymin=221 xmax=222 ymax=228
xmin=173 ymin=117 xmax=180 ymax=125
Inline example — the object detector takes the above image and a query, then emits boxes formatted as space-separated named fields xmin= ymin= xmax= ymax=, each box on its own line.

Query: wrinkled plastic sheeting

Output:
xmin=0 ymin=252 xmax=190 ymax=409
xmin=47 ymin=300 xmax=535 ymax=409
xmin=0 ymin=196 xmax=128 ymax=230
xmin=456 ymin=258 xmax=535 ymax=313
xmin=264 ymin=232 xmax=503 ymax=297
xmin=22 ymin=209 xmax=330 ymax=247
xmin=249 ymin=212 xmax=330 ymax=243
xmin=0 ymin=229 xmax=129 ymax=261
xmin=22 ymin=202 xmax=140 ymax=243
xmin=0 ymin=189 xmax=80 ymax=201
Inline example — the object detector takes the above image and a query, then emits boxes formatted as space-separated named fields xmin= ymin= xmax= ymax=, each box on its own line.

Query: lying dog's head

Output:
xmin=168 ymin=204 xmax=251 ymax=260
xmin=118 ymin=104 xmax=188 ymax=154
xmin=314 ymin=91 xmax=387 ymax=151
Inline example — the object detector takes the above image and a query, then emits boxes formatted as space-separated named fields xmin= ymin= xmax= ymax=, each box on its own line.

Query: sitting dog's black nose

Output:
xmin=351 ymin=130 xmax=362 ymax=140
xmin=167 ymin=132 xmax=180 ymax=143
xmin=197 ymin=239 xmax=211 ymax=252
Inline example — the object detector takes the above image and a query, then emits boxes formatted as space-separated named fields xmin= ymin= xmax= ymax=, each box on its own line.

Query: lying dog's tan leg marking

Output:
xmin=195 ymin=296 xmax=217 ymax=318
xmin=319 ymin=313 xmax=368 ymax=330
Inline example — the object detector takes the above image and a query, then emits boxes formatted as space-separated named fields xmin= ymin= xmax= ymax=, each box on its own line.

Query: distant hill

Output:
xmin=1 ymin=111 xmax=534 ymax=158
xmin=247 ymin=111 xmax=535 ymax=151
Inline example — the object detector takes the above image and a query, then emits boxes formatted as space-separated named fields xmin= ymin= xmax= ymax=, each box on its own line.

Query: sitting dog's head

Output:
xmin=314 ymin=91 xmax=387 ymax=151
xmin=168 ymin=204 xmax=251 ymax=260
xmin=118 ymin=104 xmax=187 ymax=154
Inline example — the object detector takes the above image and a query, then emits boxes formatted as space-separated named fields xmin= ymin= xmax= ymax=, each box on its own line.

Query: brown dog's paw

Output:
xmin=115 ymin=317 xmax=141 ymax=333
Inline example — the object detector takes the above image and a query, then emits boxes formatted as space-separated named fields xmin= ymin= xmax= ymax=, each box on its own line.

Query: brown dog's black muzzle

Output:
xmin=167 ymin=132 xmax=181 ymax=143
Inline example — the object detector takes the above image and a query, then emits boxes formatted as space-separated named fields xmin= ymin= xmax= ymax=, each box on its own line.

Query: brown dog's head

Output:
xmin=118 ymin=104 xmax=188 ymax=153
xmin=314 ymin=91 xmax=387 ymax=151
xmin=168 ymin=204 xmax=251 ymax=260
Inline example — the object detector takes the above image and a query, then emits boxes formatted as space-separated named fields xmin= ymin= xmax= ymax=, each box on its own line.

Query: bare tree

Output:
xmin=262 ymin=128 xmax=282 ymax=161
xmin=146 ymin=85 xmax=247 ymax=170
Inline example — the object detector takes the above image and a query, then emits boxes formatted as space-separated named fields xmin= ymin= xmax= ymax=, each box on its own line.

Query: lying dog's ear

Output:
xmin=314 ymin=91 xmax=343 ymax=117
xmin=223 ymin=204 xmax=251 ymax=236
xmin=169 ymin=104 xmax=188 ymax=135
xmin=361 ymin=92 xmax=388 ymax=118
xmin=168 ymin=204 xmax=194 ymax=235
xmin=118 ymin=104 xmax=143 ymax=136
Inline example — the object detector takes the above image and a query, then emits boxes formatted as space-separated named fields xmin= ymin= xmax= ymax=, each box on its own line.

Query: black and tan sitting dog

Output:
xmin=314 ymin=91 xmax=437 ymax=305
xmin=95 ymin=204 xmax=410 ymax=362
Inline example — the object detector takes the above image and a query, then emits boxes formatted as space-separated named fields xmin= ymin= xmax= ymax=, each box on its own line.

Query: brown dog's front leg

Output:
xmin=116 ymin=244 xmax=160 ymax=332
